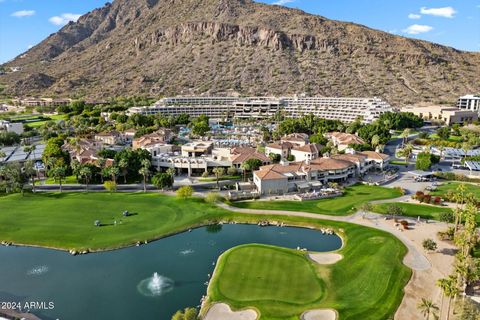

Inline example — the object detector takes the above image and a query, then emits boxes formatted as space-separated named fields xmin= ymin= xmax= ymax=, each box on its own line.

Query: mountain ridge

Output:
xmin=1 ymin=0 xmax=479 ymax=106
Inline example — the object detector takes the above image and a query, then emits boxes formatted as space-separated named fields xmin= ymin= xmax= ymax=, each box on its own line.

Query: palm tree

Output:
xmin=71 ymin=159 xmax=81 ymax=182
xmin=400 ymin=128 xmax=411 ymax=146
xmin=453 ymin=184 xmax=466 ymax=231
xmin=417 ymin=298 xmax=438 ymax=320
xmin=108 ymin=166 xmax=120 ymax=184
xmin=212 ymin=167 xmax=225 ymax=190
xmin=118 ymin=158 xmax=128 ymax=184
xmin=399 ymin=143 xmax=414 ymax=164
xmin=79 ymin=166 xmax=92 ymax=192
xmin=139 ymin=159 xmax=151 ymax=192
xmin=23 ymin=160 xmax=37 ymax=192
xmin=371 ymin=135 xmax=380 ymax=150
xmin=437 ymin=275 xmax=459 ymax=320
xmin=240 ymin=162 xmax=251 ymax=182
xmin=50 ymin=165 xmax=66 ymax=193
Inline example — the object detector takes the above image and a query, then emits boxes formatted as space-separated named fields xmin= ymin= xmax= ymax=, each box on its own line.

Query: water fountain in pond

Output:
xmin=137 ymin=272 xmax=174 ymax=297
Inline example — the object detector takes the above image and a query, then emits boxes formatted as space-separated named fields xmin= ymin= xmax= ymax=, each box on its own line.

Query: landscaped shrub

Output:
xmin=439 ymin=211 xmax=454 ymax=223
xmin=433 ymin=196 xmax=442 ymax=205
xmin=414 ymin=191 xmax=424 ymax=201
xmin=437 ymin=227 xmax=455 ymax=241
xmin=423 ymin=194 xmax=432 ymax=204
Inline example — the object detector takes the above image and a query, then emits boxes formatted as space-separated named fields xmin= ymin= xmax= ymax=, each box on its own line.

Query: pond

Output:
xmin=0 ymin=224 xmax=342 ymax=320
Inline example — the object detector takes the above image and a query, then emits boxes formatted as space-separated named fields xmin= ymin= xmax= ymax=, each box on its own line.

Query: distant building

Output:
xmin=13 ymin=98 xmax=71 ymax=107
xmin=281 ymin=133 xmax=309 ymax=146
xmin=181 ymin=141 xmax=214 ymax=157
xmin=127 ymin=95 xmax=393 ymax=124
xmin=325 ymin=132 xmax=366 ymax=151
xmin=404 ymin=105 xmax=477 ymax=125
xmin=132 ymin=129 xmax=174 ymax=150
xmin=0 ymin=120 xmax=24 ymax=135
xmin=457 ymin=95 xmax=480 ymax=115
xmin=290 ymin=143 xmax=323 ymax=162
xmin=94 ymin=131 xmax=123 ymax=145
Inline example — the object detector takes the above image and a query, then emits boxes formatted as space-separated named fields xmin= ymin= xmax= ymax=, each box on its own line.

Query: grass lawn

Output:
xmin=0 ymin=192 xmax=411 ymax=319
xmin=24 ymin=114 xmax=66 ymax=128
xmin=389 ymin=160 xmax=410 ymax=166
xmin=43 ymin=175 xmax=78 ymax=184
xmin=198 ymin=175 xmax=241 ymax=182
xmin=429 ymin=134 xmax=463 ymax=143
xmin=208 ymin=226 xmax=410 ymax=320
xmin=430 ymin=181 xmax=480 ymax=198
xmin=0 ymin=192 xmax=234 ymax=250
xmin=372 ymin=202 xmax=453 ymax=221
xmin=230 ymin=185 xmax=402 ymax=216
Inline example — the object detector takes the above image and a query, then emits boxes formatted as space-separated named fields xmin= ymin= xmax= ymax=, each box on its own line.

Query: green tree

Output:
xmin=176 ymin=185 xmax=193 ymax=199
xmin=23 ymin=159 xmax=37 ymax=192
xmin=118 ymin=158 xmax=129 ymax=184
xmin=416 ymin=152 xmax=434 ymax=171
xmin=79 ymin=166 xmax=92 ymax=192
xmin=388 ymin=204 xmax=405 ymax=219
xmin=139 ymin=159 xmax=151 ymax=193
xmin=398 ymin=143 xmax=413 ymax=164
xmin=212 ymin=167 xmax=225 ymax=190
xmin=152 ymin=172 xmax=173 ymax=190
xmin=241 ymin=158 xmax=262 ymax=182
xmin=422 ymin=239 xmax=438 ymax=252
xmin=227 ymin=166 xmax=238 ymax=176
xmin=436 ymin=127 xmax=450 ymax=140
xmin=50 ymin=164 xmax=66 ymax=192
xmin=400 ymin=128 xmax=411 ymax=146
xmin=103 ymin=181 xmax=117 ymax=193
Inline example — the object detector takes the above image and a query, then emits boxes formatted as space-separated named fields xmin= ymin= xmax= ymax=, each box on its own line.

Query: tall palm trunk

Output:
xmin=143 ymin=175 xmax=147 ymax=192
xmin=31 ymin=176 xmax=35 ymax=192
xmin=59 ymin=179 xmax=63 ymax=193
xmin=446 ymin=298 xmax=451 ymax=320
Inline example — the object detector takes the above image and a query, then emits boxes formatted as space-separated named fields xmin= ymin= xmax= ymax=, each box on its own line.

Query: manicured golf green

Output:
xmin=0 ymin=192 xmax=234 ymax=250
xmin=372 ymin=202 xmax=453 ymax=221
xmin=430 ymin=182 xmax=480 ymax=198
xmin=230 ymin=185 xmax=402 ymax=216
xmin=24 ymin=114 xmax=67 ymax=128
xmin=208 ymin=224 xmax=411 ymax=320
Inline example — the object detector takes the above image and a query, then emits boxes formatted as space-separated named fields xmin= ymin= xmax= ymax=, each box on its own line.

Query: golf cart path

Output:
xmin=216 ymin=202 xmax=431 ymax=271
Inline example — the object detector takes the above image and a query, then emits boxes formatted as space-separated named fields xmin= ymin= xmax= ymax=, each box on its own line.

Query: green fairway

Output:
xmin=0 ymin=192 xmax=233 ymax=250
xmin=372 ymin=202 xmax=453 ymax=221
xmin=208 ymin=226 xmax=410 ymax=320
xmin=24 ymin=114 xmax=66 ymax=128
xmin=430 ymin=182 xmax=480 ymax=198
xmin=230 ymin=185 xmax=402 ymax=216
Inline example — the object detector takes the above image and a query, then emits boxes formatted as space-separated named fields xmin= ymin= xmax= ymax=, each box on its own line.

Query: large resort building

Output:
xmin=128 ymin=95 xmax=394 ymax=124
xmin=253 ymin=150 xmax=390 ymax=195
xmin=457 ymin=95 xmax=480 ymax=115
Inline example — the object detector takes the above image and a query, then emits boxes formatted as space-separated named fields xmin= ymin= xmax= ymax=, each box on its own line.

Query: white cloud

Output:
xmin=408 ymin=13 xmax=421 ymax=20
xmin=420 ymin=6 xmax=456 ymax=18
xmin=49 ymin=13 xmax=81 ymax=26
xmin=11 ymin=10 xmax=35 ymax=17
xmin=402 ymin=24 xmax=433 ymax=35
xmin=273 ymin=0 xmax=295 ymax=5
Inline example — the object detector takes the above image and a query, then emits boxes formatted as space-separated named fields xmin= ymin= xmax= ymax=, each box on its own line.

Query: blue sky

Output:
xmin=1 ymin=0 xmax=479 ymax=63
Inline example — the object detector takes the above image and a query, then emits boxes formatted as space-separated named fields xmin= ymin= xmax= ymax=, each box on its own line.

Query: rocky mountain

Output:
xmin=1 ymin=0 xmax=479 ymax=106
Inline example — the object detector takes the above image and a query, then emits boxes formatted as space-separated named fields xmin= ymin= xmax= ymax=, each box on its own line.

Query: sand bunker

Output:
xmin=309 ymin=253 xmax=343 ymax=265
xmin=204 ymin=303 xmax=257 ymax=320
xmin=302 ymin=309 xmax=337 ymax=320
